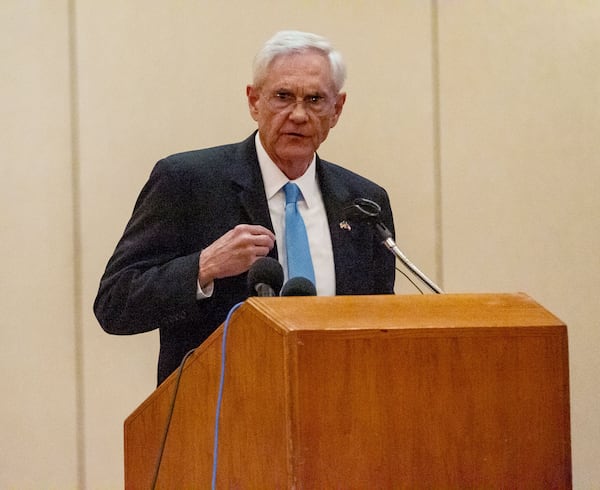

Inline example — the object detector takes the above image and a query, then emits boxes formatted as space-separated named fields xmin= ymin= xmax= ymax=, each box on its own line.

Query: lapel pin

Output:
xmin=339 ymin=220 xmax=352 ymax=231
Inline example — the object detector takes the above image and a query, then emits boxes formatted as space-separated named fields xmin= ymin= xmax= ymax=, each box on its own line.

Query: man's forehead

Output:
xmin=263 ymin=52 xmax=335 ymax=91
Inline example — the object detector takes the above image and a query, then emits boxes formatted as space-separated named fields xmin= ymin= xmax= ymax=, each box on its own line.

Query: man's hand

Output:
xmin=198 ymin=224 xmax=276 ymax=288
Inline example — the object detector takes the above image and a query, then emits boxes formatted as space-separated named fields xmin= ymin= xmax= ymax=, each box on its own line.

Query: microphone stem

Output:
xmin=255 ymin=283 xmax=276 ymax=297
xmin=376 ymin=223 xmax=444 ymax=294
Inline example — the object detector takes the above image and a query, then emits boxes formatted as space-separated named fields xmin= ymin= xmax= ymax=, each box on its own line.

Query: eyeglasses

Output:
xmin=263 ymin=91 xmax=334 ymax=116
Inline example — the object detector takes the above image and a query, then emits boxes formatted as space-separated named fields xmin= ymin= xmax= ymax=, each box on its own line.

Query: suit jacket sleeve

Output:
xmin=94 ymin=158 xmax=205 ymax=335
xmin=93 ymin=146 xmax=258 ymax=340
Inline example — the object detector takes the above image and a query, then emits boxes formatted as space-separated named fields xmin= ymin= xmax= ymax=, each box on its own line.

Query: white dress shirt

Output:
xmin=255 ymin=133 xmax=336 ymax=296
xmin=197 ymin=134 xmax=336 ymax=298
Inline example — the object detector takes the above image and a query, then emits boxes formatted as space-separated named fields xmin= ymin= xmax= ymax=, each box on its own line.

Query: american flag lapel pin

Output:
xmin=339 ymin=220 xmax=351 ymax=231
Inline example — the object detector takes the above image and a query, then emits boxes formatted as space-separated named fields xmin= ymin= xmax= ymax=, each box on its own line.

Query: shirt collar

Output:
xmin=255 ymin=132 xmax=318 ymax=207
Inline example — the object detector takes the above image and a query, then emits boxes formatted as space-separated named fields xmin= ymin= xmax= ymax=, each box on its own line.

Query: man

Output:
xmin=94 ymin=31 xmax=395 ymax=385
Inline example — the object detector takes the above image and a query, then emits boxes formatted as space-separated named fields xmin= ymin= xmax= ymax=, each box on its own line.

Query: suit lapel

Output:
xmin=317 ymin=159 xmax=368 ymax=295
xmin=230 ymin=134 xmax=278 ymax=260
xmin=228 ymin=138 xmax=369 ymax=279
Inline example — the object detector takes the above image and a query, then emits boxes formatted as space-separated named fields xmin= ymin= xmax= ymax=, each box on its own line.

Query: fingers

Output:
xmin=231 ymin=224 xmax=275 ymax=259
xmin=240 ymin=223 xmax=276 ymax=242
xmin=198 ymin=224 xmax=276 ymax=286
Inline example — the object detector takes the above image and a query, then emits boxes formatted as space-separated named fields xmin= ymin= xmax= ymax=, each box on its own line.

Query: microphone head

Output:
xmin=280 ymin=276 xmax=317 ymax=297
xmin=344 ymin=197 xmax=382 ymax=222
xmin=247 ymin=257 xmax=284 ymax=296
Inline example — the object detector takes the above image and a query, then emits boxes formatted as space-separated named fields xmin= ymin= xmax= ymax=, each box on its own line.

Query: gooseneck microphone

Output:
xmin=345 ymin=198 xmax=444 ymax=294
xmin=247 ymin=257 xmax=284 ymax=297
xmin=280 ymin=276 xmax=317 ymax=296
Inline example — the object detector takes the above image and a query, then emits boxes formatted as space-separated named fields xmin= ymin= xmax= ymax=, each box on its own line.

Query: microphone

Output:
xmin=247 ymin=257 xmax=284 ymax=297
xmin=280 ymin=277 xmax=317 ymax=296
xmin=344 ymin=197 xmax=382 ymax=222
xmin=345 ymin=198 xmax=444 ymax=294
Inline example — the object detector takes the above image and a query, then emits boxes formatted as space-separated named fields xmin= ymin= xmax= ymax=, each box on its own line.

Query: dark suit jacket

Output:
xmin=94 ymin=133 xmax=395 ymax=384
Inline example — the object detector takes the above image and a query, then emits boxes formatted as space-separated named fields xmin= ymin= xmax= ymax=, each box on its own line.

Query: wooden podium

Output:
xmin=124 ymin=293 xmax=571 ymax=488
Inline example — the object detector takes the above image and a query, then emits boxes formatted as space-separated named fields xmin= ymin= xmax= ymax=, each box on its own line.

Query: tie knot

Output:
xmin=283 ymin=182 xmax=301 ymax=205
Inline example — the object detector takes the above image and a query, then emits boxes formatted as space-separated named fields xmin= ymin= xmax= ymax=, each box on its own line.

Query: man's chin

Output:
xmin=277 ymin=142 xmax=315 ymax=161
xmin=273 ymin=150 xmax=315 ymax=178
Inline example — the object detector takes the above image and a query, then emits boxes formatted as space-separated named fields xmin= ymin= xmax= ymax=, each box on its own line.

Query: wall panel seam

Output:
xmin=431 ymin=0 xmax=444 ymax=287
xmin=68 ymin=0 xmax=86 ymax=488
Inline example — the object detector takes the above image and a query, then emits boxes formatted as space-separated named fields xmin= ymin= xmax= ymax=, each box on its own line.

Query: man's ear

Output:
xmin=246 ymin=85 xmax=260 ymax=122
xmin=330 ymin=92 xmax=347 ymax=128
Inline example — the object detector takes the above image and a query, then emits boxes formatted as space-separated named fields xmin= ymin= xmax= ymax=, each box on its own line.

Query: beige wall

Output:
xmin=1 ymin=1 xmax=79 ymax=488
xmin=2 ymin=1 xmax=598 ymax=487
xmin=438 ymin=2 xmax=600 ymax=482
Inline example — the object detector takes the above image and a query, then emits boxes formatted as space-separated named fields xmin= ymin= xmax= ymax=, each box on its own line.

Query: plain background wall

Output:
xmin=2 ymin=1 xmax=598 ymax=488
xmin=1 ymin=2 xmax=80 ymax=488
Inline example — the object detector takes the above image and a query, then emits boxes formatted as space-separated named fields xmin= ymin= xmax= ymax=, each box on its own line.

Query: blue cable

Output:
xmin=212 ymin=301 xmax=244 ymax=489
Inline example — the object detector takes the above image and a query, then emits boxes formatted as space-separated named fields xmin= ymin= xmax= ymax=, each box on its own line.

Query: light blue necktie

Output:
xmin=283 ymin=182 xmax=316 ymax=286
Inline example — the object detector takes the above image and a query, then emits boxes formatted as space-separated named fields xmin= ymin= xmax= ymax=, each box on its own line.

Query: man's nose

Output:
xmin=289 ymin=99 xmax=310 ymax=120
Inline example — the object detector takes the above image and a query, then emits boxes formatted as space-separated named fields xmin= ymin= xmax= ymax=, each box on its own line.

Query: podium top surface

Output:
xmin=244 ymin=293 xmax=564 ymax=334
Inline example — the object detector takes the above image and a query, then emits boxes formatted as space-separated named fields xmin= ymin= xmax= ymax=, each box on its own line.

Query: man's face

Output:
xmin=247 ymin=50 xmax=346 ymax=179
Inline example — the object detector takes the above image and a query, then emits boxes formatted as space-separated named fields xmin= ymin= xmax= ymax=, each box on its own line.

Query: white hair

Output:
xmin=252 ymin=30 xmax=347 ymax=93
